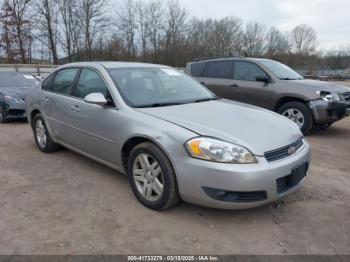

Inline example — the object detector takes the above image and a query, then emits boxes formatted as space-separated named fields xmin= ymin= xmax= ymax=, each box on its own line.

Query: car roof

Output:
xmin=190 ymin=57 xmax=273 ymax=64
xmin=60 ymin=61 xmax=171 ymax=69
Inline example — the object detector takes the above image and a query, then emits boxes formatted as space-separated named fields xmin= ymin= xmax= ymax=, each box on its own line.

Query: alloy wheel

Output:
xmin=35 ymin=119 xmax=47 ymax=148
xmin=133 ymin=153 xmax=164 ymax=202
xmin=282 ymin=108 xmax=305 ymax=128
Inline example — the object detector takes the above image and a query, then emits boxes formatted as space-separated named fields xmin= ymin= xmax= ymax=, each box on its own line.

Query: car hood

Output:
xmin=288 ymin=79 xmax=350 ymax=93
xmin=0 ymin=86 xmax=32 ymax=100
xmin=137 ymin=99 xmax=302 ymax=156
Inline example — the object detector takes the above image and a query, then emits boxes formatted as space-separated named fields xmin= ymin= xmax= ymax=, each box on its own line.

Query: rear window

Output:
xmin=191 ymin=62 xmax=206 ymax=77
xmin=207 ymin=61 xmax=233 ymax=79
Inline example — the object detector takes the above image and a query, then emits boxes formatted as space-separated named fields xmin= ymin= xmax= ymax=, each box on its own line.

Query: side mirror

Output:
xmin=84 ymin=92 xmax=107 ymax=106
xmin=256 ymin=75 xmax=270 ymax=83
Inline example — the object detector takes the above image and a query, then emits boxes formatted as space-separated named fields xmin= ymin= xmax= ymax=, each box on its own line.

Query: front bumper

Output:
xmin=174 ymin=141 xmax=311 ymax=209
xmin=309 ymin=100 xmax=349 ymax=125
xmin=3 ymin=102 xmax=26 ymax=119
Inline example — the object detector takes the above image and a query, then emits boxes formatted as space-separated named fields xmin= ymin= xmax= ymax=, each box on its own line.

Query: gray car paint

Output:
xmin=186 ymin=58 xmax=350 ymax=122
xmin=26 ymin=62 xmax=311 ymax=209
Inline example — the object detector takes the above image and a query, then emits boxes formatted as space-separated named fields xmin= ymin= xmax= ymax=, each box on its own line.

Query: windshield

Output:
xmin=108 ymin=68 xmax=217 ymax=108
xmin=0 ymin=71 xmax=34 ymax=88
xmin=259 ymin=60 xmax=303 ymax=80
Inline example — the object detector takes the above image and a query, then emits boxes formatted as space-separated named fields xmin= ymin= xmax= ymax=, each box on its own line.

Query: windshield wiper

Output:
xmin=280 ymin=77 xmax=303 ymax=80
xmin=192 ymin=97 xmax=220 ymax=103
xmin=135 ymin=97 xmax=220 ymax=108
xmin=135 ymin=102 xmax=185 ymax=108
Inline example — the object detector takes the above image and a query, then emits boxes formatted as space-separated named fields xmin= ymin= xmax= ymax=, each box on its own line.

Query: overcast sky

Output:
xmin=139 ymin=0 xmax=350 ymax=50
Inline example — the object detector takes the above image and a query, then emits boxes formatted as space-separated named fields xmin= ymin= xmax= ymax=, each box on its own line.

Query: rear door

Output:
xmin=199 ymin=60 xmax=234 ymax=98
xmin=40 ymin=68 xmax=80 ymax=144
xmin=227 ymin=61 xmax=273 ymax=108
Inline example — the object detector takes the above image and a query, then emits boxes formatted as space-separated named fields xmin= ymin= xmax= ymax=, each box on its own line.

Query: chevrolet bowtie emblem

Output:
xmin=288 ymin=146 xmax=297 ymax=155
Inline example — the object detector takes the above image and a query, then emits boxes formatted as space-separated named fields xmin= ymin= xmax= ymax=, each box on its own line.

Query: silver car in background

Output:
xmin=26 ymin=62 xmax=310 ymax=210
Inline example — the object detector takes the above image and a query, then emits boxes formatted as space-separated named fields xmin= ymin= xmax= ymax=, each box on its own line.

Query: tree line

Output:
xmin=0 ymin=0 xmax=349 ymax=72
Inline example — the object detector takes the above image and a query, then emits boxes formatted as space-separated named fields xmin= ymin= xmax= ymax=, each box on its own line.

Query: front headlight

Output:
xmin=316 ymin=91 xmax=340 ymax=102
xmin=185 ymin=137 xmax=257 ymax=164
xmin=4 ymin=95 xmax=24 ymax=103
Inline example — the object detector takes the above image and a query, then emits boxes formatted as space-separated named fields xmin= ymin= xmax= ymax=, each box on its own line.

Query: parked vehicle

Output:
xmin=185 ymin=57 xmax=350 ymax=134
xmin=26 ymin=62 xmax=310 ymax=210
xmin=0 ymin=71 xmax=35 ymax=123
xmin=22 ymin=74 xmax=41 ymax=85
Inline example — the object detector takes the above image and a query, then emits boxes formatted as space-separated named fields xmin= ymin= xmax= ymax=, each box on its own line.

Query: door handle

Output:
xmin=71 ymin=105 xmax=80 ymax=112
xmin=41 ymin=97 xmax=49 ymax=103
xmin=230 ymin=83 xmax=239 ymax=88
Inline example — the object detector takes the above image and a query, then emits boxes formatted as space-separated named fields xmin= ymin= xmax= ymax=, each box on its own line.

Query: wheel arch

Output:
xmin=30 ymin=109 xmax=41 ymax=129
xmin=121 ymin=135 xmax=176 ymax=173
xmin=274 ymin=96 xmax=309 ymax=111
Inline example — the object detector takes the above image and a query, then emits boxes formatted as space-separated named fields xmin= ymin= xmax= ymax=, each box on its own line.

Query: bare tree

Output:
xmin=164 ymin=0 xmax=187 ymax=66
xmin=1 ymin=0 xmax=31 ymax=63
xmin=242 ymin=22 xmax=266 ymax=57
xmin=31 ymin=0 xmax=59 ymax=64
xmin=58 ymin=0 xmax=81 ymax=62
xmin=146 ymin=0 xmax=163 ymax=62
xmin=291 ymin=24 xmax=317 ymax=55
xmin=116 ymin=0 xmax=137 ymax=59
xmin=265 ymin=27 xmax=290 ymax=57
xmin=80 ymin=0 xmax=109 ymax=61
xmin=134 ymin=1 xmax=150 ymax=61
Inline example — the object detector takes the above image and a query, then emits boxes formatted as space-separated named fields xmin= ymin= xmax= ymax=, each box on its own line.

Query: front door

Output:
xmin=67 ymin=68 xmax=117 ymax=164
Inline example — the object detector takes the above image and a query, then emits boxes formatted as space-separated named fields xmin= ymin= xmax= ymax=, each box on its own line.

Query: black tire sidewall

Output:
xmin=278 ymin=102 xmax=313 ymax=135
xmin=33 ymin=114 xmax=51 ymax=152
xmin=127 ymin=143 xmax=174 ymax=210
xmin=0 ymin=104 xmax=8 ymax=123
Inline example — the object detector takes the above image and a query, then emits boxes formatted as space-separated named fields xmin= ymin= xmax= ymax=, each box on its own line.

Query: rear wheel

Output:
xmin=278 ymin=102 xmax=313 ymax=135
xmin=127 ymin=142 xmax=180 ymax=210
xmin=33 ymin=113 xmax=60 ymax=153
xmin=0 ymin=104 xmax=8 ymax=123
xmin=314 ymin=123 xmax=333 ymax=131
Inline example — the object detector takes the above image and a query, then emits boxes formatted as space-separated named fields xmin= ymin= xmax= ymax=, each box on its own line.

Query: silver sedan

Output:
xmin=26 ymin=62 xmax=311 ymax=210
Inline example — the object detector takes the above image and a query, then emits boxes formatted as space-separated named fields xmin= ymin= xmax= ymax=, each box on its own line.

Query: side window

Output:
xmin=234 ymin=61 xmax=267 ymax=81
xmin=207 ymin=61 xmax=233 ymax=79
xmin=41 ymin=74 xmax=55 ymax=90
xmin=191 ymin=62 xmax=206 ymax=77
xmin=51 ymin=68 xmax=78 ymax=95
xmin=76 ymin=69 xmax=109 ymax=99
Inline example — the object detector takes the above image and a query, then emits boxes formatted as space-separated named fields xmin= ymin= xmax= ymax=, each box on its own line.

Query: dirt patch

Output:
xmin=0 ymin=118 xmax=349 ymax=255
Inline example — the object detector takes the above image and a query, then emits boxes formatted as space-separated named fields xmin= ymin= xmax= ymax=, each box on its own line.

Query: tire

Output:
xmin=0 ymin=104 xmax=8 ymax=123
xmin=314 ymin=123 xmax=332 ymax=131
xmin=278 ymin=102 xmax=313 ymax=135
xmin=127 ymin=142 xmax=180 ymax=210
xmin=33 ymin=113 xmax=60 ymax=153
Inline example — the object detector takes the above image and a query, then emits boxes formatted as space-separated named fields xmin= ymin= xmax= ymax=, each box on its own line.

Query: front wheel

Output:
xmin=278 ymin=102 xmax=313 ymax=135
xmin=127 ymin=142 xmax=180 ymax=210
xmin=0 ymin=104 xmax=8 ymax=123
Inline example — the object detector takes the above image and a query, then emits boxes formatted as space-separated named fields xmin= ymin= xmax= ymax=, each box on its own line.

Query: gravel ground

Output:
xmin=0 ymin=117 xmax=349 ymax=255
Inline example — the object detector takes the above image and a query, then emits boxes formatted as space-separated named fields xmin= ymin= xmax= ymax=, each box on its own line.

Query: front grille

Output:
xmin=276 ymin=163 xmax=308 ymax=194
xmin=202 ymin=187 xmax=267 ymax=203
xmin=8 ymin=109 xmax=25 ymax=116
xmin=276 ymin=176 xmax=290 ymax=194
xmin=236 ymin=191 xmax=267 ymax=202
xmin=264 ymin=139 xmax=304 ymax=162
xmin=343 ymin=92 xmax=350 ymax=102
